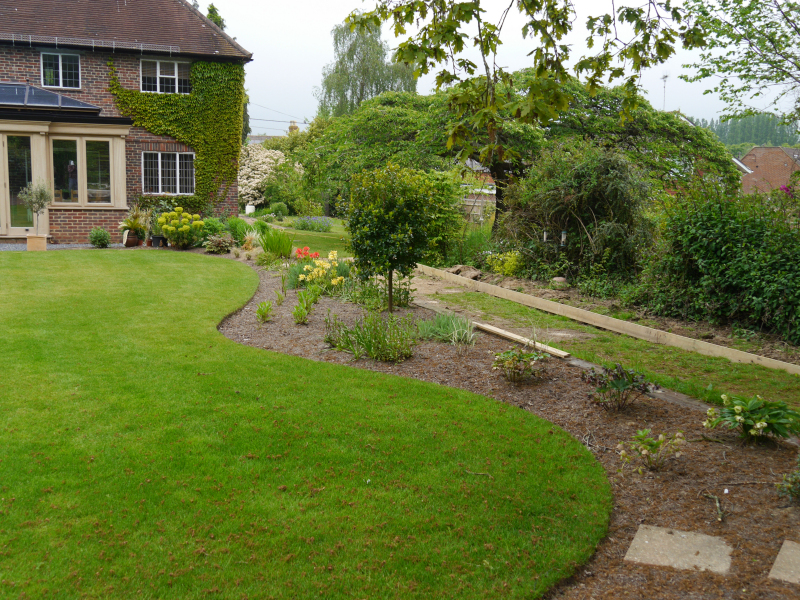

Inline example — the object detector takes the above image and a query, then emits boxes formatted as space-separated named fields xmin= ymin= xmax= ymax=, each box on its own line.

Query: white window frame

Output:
xmin=139 ymin=60 xmax=192 ymax=95
xmin=141 ymin=151 xmax=196 ymax=195
xmin=40 ymin=52 xmax=81 ymax=89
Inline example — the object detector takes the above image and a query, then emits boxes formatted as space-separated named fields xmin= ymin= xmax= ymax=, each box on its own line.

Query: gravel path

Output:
xmin=0 ymin=243 xmax=124 ymax=251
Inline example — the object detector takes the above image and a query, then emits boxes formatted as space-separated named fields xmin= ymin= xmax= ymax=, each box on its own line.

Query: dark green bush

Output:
xmin=202 ymin=217 xmax=226 ymax=241
xmin=89 ymin=227 xmax=111 ymax=248
xmin=645 ymin=185 xmax=800 ymax=343
xmin=503 ymin=140 xmax=654 ymax=280
xmin=226 ymin=217 xmax=249 ymax=246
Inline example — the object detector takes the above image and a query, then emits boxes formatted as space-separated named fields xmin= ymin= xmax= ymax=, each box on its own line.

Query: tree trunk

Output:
xmin=387 ymin=269 xmax=393 ymax=313
xmin=489 ymin=164 xmax=509 ymax=235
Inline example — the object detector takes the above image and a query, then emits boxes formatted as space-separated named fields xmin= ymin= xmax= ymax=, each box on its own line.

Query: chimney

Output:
xmin=288 ymin=120 xmax=299 ymax=133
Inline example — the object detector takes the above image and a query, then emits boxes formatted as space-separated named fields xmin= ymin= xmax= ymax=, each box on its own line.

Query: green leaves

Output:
xmin=109 ymin=60 xmax=245 ymax=214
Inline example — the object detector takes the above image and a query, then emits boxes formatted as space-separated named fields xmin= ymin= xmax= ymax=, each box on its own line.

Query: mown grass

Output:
xmin=439 ymin=292 xmax=800 ymax=408
xmin=0 ymin=251 xmax=610 ymax=598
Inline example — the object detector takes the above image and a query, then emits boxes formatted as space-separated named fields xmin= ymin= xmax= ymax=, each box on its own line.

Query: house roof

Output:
xmin=781 ymin=147 xmax=800 ymax=164
xmin=0 ymin=83 xmax=100 ymax=112
xmin=0 ymin=0 xmax=251 ymax=61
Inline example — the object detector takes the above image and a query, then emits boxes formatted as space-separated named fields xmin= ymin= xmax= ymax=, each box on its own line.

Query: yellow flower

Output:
xmin=298 ymin=274 xmax=306 ymax=281
xmin=193 ymin=214 xmax=201 ymax=220
xmin=171 ymin=220 xmax=179 ymax=227
xmin=157 ymin=217 xmax=166 ymax=225
xmin=175 ymin=207 xmax=184 ymax=213
xmin=304 ymin=265 xmax=312 ymax=272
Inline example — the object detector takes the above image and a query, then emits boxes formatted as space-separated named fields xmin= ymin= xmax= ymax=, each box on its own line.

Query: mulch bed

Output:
xmin=219 ymin=260 xmax=800 ymax=599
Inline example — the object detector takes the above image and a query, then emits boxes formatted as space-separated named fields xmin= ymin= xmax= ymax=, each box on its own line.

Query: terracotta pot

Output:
xmin=146 ymin=238 xmax=153 ymax=247
xmin=26 ymin=234 xmax=47 ymax=252
xmin=124 ymin=231 xmax=139 ymax=247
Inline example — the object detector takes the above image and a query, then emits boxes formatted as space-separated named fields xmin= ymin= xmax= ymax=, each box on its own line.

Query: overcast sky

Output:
xmin=207 ymin=0 xmax=743 ymax=135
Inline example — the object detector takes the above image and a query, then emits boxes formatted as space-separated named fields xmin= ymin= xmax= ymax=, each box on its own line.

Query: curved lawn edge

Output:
xmin=0 ymin=250 xmax=612 ymax=599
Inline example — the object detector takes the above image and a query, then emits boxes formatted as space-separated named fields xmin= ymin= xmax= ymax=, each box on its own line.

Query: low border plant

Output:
xmin=704 ymin=394 xmax=800 ymax=442
xmin=324 ymin=310 xmax=416 ymax=362
xmin=292 ymin=216 xmax=333 ymax=232
xmin=583 ymin=364 xmax=650 ymax=412
xmin=258 ymin=227 xmax=294 ymax=258
xmin=492 ymin=345 xmax=549 ymax=384
xmin=89 ymin=227 xmax=111 ymax=248
xmin=256 ymin=301 xmax=273 ymax=324
xmin=776 ymin=456 xmax=800 ymax=503
xmin=204 ymin=233 xmax=234 ymax=254
xmin=617 ymin=429 xmax=685 ymax=473
xmin=418 ymin=313 xmax=476 ymax=347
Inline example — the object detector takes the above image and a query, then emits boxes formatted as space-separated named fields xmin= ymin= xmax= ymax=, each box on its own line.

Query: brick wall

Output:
xmin=48 ymin=208 xmax=128 ymax=244
xmin=1 ymin=44 xmax=241 ymax=234
xmin=0 ymin=46 xmax=139 ymax=117
xmin=741 ymin=147 xmax=800 ymax=194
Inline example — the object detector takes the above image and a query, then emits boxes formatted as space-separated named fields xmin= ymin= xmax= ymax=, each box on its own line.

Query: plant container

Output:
xmin=26 ymin=234 xmax=47 ymax=251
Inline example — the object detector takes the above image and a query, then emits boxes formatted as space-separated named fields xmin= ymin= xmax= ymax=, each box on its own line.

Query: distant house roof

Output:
xmin=740 ymin=146 xmax=800 ymax=194
xmin=731 ymin=156 xmax=753 ymax=175
xmin=0 ymin=0 xmax=251 ymax=61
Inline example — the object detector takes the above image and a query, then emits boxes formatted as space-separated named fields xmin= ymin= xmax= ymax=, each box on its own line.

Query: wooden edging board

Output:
xmin=416 ymin=264 xmax=800 ymax=377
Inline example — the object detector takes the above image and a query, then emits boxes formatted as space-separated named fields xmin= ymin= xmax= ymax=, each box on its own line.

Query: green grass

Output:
xmin=440 ymin=292 xmax=800 ymax=408
xmin=0 ymin=251 xmax=610 ymax=598
xmin=279 ymin=217 xmax=352 ymax=257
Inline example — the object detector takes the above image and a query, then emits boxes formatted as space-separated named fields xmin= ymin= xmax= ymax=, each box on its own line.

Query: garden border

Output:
xmin=417 ymin=264 xmax=800 ymax=376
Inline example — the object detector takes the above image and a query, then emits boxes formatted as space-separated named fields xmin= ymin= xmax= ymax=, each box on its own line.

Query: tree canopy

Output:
xmin=206 ymin=3 xmax=225 ymax=30
xmin=315 ymin=21 xmax=417 ymax=118
xmin=683 ymin=0 xmax=800 ymax=122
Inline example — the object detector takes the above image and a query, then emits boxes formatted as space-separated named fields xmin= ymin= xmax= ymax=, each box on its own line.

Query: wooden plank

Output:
xmin=417 ymin=264 xmax=800 ymax=376
xmin=473 ymin=322 xmax=571 ymax=359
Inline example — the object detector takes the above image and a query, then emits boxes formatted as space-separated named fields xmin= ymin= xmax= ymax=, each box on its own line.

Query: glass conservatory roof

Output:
xmin=0 ymin=83 xmax=100 ymax=111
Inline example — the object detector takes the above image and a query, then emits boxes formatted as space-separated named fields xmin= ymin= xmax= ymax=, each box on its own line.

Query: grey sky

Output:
xmin=209 ymin=0 xmax=739 ymax=135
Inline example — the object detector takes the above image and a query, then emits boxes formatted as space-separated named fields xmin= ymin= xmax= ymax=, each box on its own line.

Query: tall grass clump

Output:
xmin=418 ymin=313 xmax=476 ymax=347
xmin=324 ymin=311 xmax=416 ymax=362
xmin=258 ymin=227 xmax=294 ymax=258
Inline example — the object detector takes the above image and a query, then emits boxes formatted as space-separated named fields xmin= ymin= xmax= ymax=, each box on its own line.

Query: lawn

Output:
xmin=280 ymin=217 xmax=352 ymax=257
xmin=0 ymin=250 xmax=611 ymax=598
xmin=439 ymin=292 xmax=800 ymax=408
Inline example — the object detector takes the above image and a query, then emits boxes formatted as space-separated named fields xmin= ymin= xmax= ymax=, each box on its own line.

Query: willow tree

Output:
xmin=315 ymin=21 xmax=417 ymax=118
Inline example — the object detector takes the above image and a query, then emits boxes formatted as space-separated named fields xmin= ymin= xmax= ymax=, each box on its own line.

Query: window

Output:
xmin=51 ymin=138 xmax=115 ymax=205
xmin=140 ymin=60 xmax=191 ymax=94
xmin=41 ymin=53 xmax=80 ymax=89
xmin=143 ymin=152 xmax=195 ymax=195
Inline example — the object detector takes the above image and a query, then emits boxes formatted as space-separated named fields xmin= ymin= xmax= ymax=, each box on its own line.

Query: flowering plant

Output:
xmin=157 ymin=207 xmax=204 ymax=249
xmin=617 ymin=430 xmax=685 ymax=473
xmin=492 ymin=346 xmax=548 ymax=383
xmin=296 ymin=246 xmax=320 ymax=260
xmin=704 ymin=394 xmax=800 ymax=441
xmin=295 ymin=251 xmax=349 ymax=292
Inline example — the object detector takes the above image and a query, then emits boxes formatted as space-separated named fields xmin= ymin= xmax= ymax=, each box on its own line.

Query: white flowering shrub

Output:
xmin=238 ymin=145 xmax=288 ymax=206
xmin=704 ymin=394 xmax=800 ymax=441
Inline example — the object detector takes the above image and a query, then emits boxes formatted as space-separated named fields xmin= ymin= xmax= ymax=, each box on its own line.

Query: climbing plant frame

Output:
xmin=108 ymin=59 xmax=245 ymax=214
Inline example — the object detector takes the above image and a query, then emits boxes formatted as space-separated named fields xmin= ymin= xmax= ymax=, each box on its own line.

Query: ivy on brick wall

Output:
xmin=108 ymin=59 xmax=244 ymax=214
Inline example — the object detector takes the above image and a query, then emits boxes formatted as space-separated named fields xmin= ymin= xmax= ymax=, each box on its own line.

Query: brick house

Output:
xmin=0 ymin=0 xmax=251 ymax=243
xmin=740 ymin=147 xmax=800 ymax=194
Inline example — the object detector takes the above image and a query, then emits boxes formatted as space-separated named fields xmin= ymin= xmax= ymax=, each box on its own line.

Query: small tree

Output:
xmin=347 ymin=163 xmax=430 ymax=312
xmin=18 ymin=181 xmax=51 ymax=235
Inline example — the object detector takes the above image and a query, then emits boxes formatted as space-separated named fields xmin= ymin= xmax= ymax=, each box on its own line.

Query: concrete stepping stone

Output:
xmin=768 ymin=540 xmax=800 ymax=584
xmin=624 ymin=525 xmax=732 ymax=574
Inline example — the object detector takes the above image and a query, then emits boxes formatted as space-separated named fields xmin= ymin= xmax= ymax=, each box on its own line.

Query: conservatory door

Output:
xmin=0 ymin=134 xmax=35 ymax=237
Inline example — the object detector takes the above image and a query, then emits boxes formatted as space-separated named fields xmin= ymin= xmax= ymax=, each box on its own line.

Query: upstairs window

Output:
xmin=143 ymin=152 xmax=195 ymax=195
xmin=141 ymin=61 xmax=191 ymax=94
xmin=41 ymin=53 xmax=80 ymax=89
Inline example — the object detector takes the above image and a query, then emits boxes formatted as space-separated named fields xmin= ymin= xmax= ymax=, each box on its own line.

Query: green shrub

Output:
xmin=226 ymin=217 xmax=249 ymax=246
xmin=324 ymin=311 xmax=416 ymax=362
xmin=202 ymin=217 xmax=226 ymax=241
xmin=704 ymin=394 xmax=800 ymax=441
xmin=503 ymin=140 xmax=654 ymax=280
xmin=88 ymin=227 xmax=111 ymax=248
xmin=417 ymin=313 xmax=476 ymax=347
xmin=257 ymin=228 xmax=294 ymax=258
xmin=268 ymin=202 xmax=288 ymax=218
xmin=292 ymin=303 xmax=310 ymax=325
xmin=485 ymin=250 xmax=524 ymax=277
xmin=204 ymin=233 xmax=234 ymax=254
xmin=250 ymin=220 xmax=271 ymax=235
xmin=643 ymin=185 xmax=800 ymax=344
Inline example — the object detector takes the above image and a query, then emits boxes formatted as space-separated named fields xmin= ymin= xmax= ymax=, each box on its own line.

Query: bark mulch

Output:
xmin=218 ymin=262 xmax=800 ymax=600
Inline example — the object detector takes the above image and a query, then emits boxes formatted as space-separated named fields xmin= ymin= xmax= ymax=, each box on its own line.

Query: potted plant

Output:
xmin=118 ymin=206 xmax=149 ymax=247
xmin=150 ymin=213 xmax=166 ymax=248
xmin=18 ymin=180 xmax=51 ymax=251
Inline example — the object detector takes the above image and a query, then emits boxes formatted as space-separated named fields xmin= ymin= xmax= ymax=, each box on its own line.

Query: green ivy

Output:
xmin=108 ymin=59 xmax=244 ymax=214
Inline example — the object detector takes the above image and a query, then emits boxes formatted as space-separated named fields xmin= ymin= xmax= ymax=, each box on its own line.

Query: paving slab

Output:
xmin=624 ymin=525 xmax=732 ymax=574
xmin=768 ymin=540 xmax=800 ymax=584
